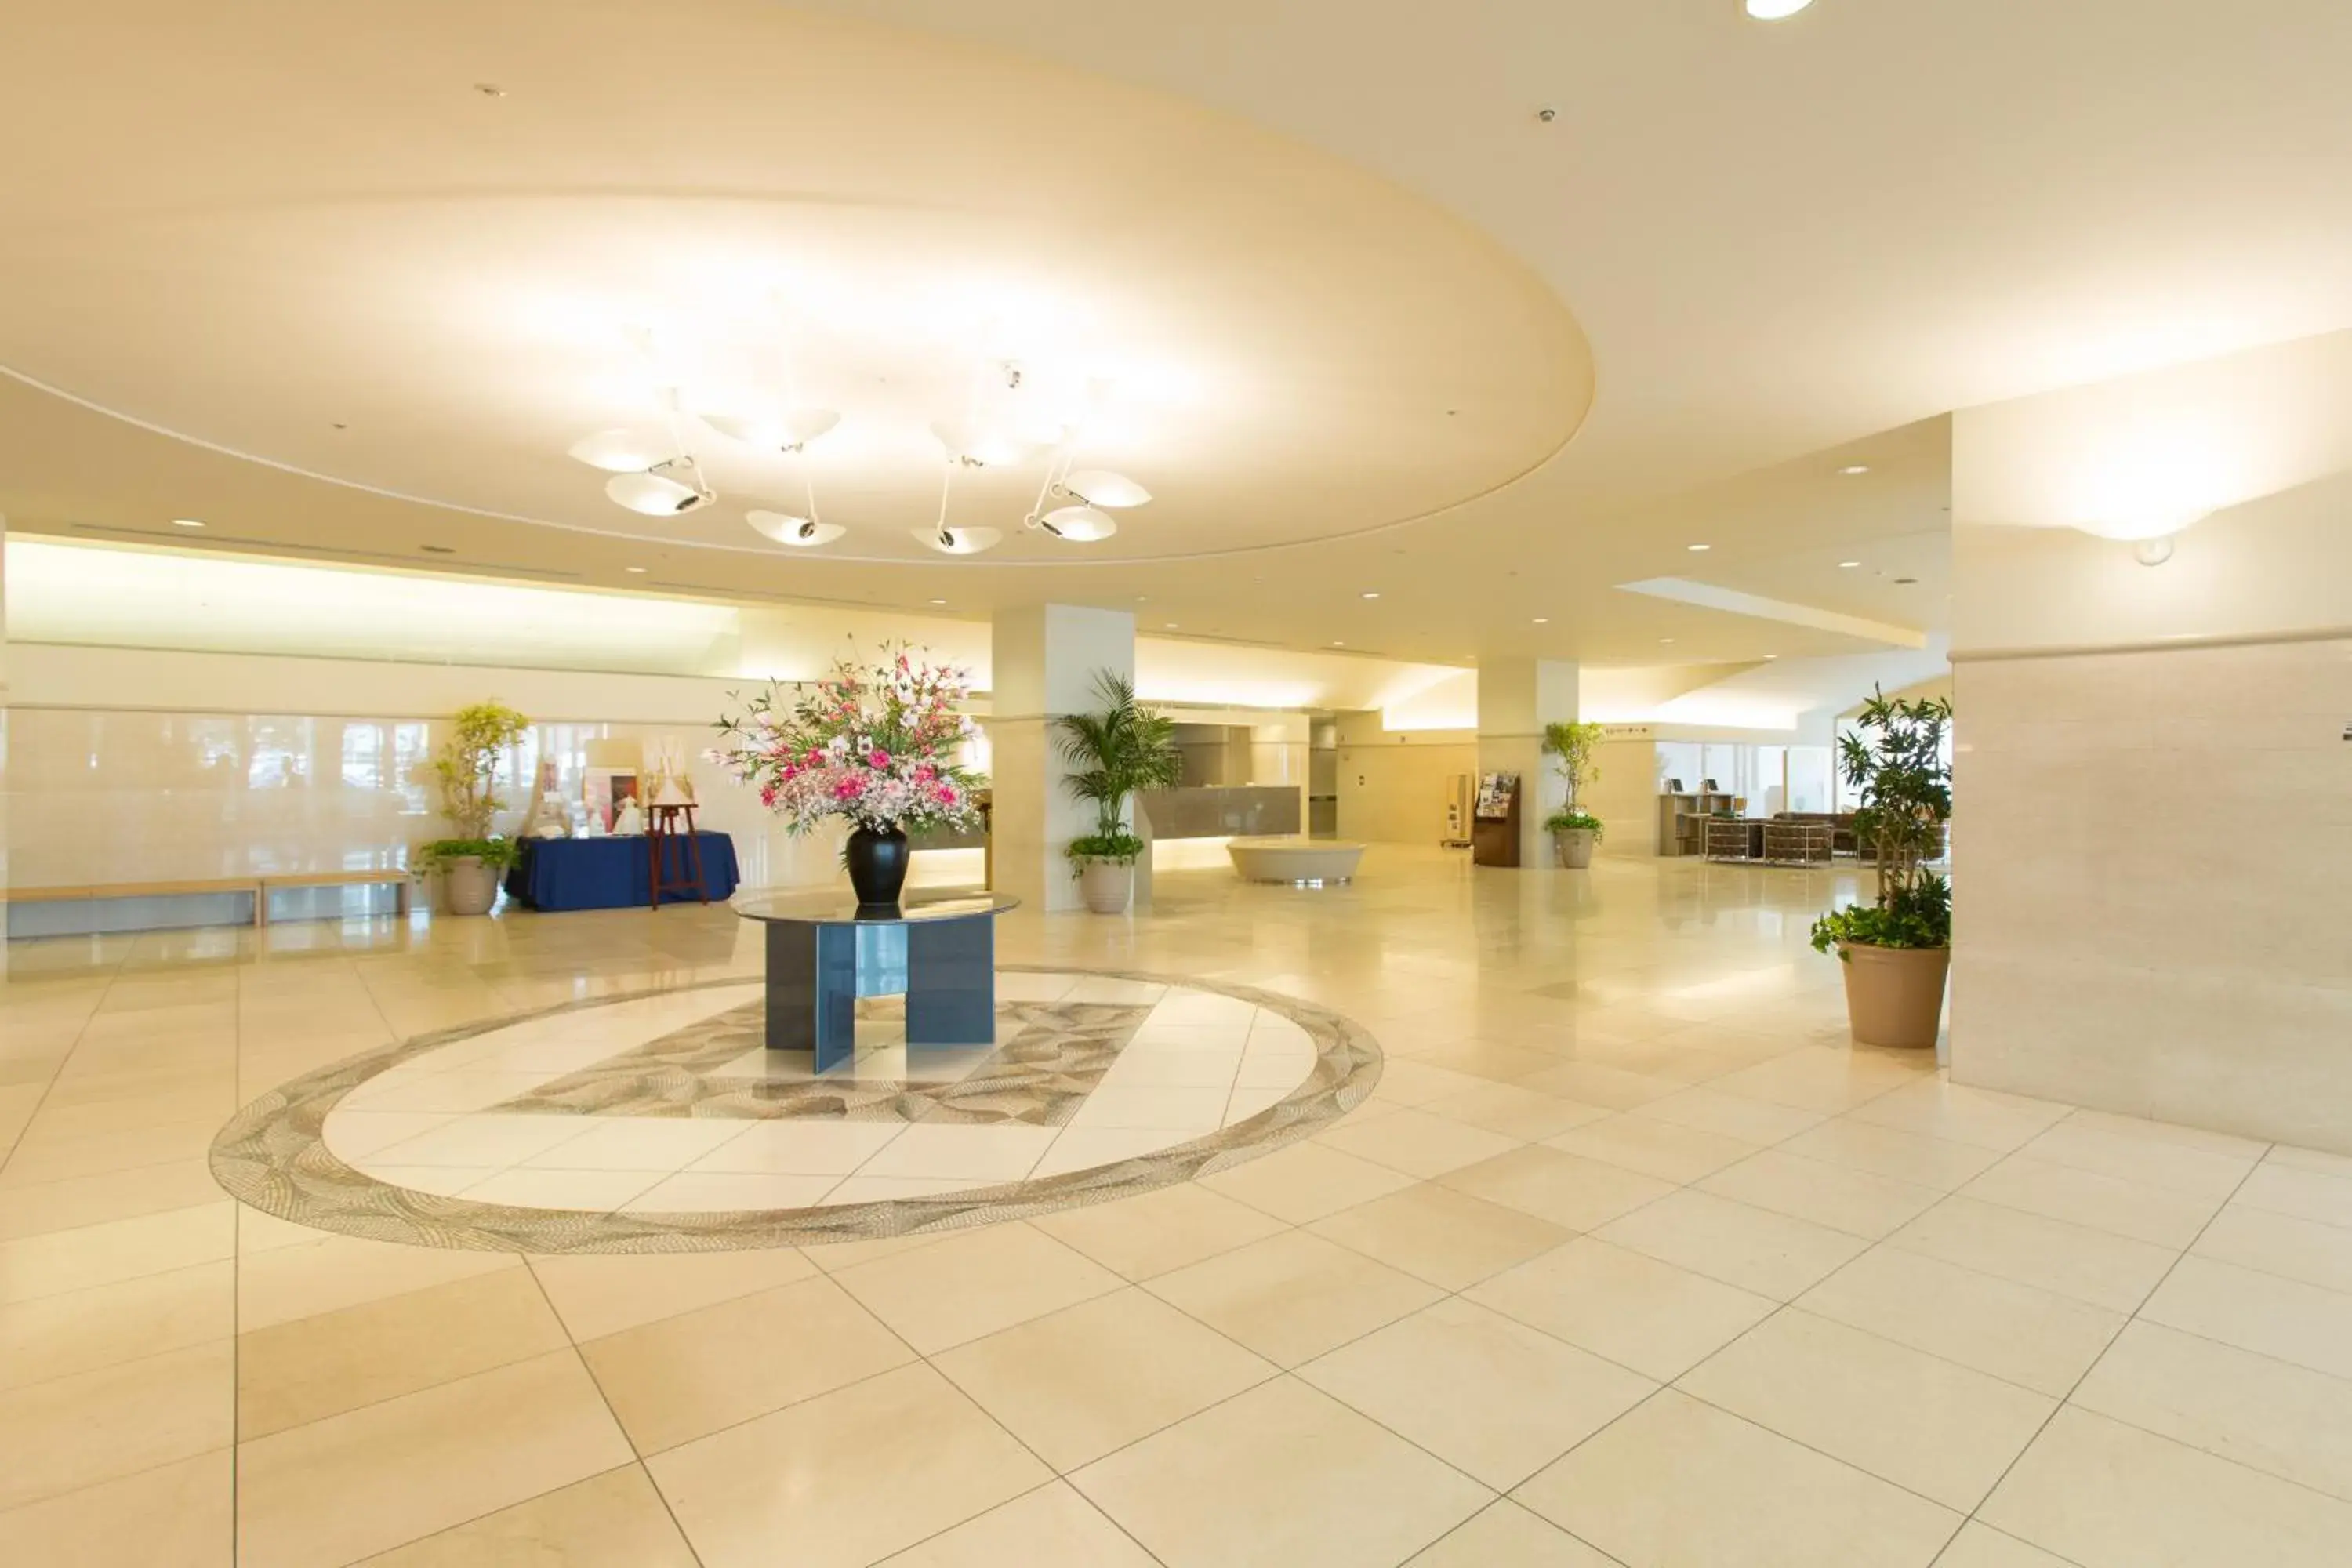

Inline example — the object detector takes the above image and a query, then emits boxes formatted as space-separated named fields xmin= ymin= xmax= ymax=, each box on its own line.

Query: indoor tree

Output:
xmin=416 ymin=702 xmax=531 ymax=909
xmin=1541 ymin=720 xmax=1608 ymax=866
xmin=1053 ymin=671 xmax=1182 ymax=912
xmin=1810 ymin=688 xmax=1954 ymax=953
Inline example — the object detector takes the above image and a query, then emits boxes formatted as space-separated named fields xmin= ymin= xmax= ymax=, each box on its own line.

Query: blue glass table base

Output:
xmin=747 ymin=894 xmax=1015 ymax=1073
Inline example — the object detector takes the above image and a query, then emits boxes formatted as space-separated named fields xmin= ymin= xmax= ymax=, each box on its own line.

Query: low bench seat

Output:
xmin=1226 ymin=837 xmax=1366 ymax=887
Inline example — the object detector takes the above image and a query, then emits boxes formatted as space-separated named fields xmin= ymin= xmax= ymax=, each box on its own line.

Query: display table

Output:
xmin=733 ymin=891 xmax=1019 ymax=1073
xmin=503 ymin=833 xmax=739 ymax=912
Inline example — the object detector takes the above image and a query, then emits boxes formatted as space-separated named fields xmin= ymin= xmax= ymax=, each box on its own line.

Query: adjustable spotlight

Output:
xmin=746 ymin=510 xmax=844 ymax=547
xmin=912 ymin=525 xmax=1003 ymax=555
xmin=569 ymin=426 xmax=674 ymax=472
xmin=605 ymin=459 xmax=713 ymax=516
xmin=1062 ymin=469 xmax=1151 ymax=509
xmin=702 ymin=408 xmax=842 ymax=453
xmin=1039 ymin=505 xmax=1117 ymax=543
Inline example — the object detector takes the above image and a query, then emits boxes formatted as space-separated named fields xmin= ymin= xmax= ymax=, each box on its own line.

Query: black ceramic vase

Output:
xmin=845 ymin=826 xmax=910 ymax=908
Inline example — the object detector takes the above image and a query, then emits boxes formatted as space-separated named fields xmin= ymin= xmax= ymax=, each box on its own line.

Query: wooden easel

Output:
xmin=646 ymin=803 xmax=707 ymax=909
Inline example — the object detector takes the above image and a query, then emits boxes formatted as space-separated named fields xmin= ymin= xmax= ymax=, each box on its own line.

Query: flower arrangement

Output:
xmin=706 ymin=645 xmax=984 ymax=838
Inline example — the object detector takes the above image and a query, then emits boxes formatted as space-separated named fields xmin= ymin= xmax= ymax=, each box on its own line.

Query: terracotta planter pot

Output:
xmin=441 ymin=857 xmax=499 ymax=916
xmin=1838 ymin=942 xmax=1950 ymax=1050
xmin=1076 ymin=859 xmax=1134 ymax=915
xmin=1553 ymin=829 xmax=1597 ymax=869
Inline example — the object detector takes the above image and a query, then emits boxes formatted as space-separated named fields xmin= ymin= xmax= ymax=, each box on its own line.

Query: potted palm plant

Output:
xmin=1541 ymin=720 xmax=1607 ymax=869
xmin=416 ymin=701 xmax=530 ymax=915
xmin=1054 ymin=671 xmax=1182 ymax=915
xmin=1810 ymin=689 xmax=1953 ymax=1048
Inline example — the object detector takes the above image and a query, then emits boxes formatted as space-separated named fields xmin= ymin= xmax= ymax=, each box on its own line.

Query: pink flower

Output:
xmin=869 ymin=750 xmax=891 ymax=768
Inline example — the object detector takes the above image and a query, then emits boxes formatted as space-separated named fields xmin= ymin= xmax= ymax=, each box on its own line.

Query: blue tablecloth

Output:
xmin=503 ymin=833 xmax=739 ymax=912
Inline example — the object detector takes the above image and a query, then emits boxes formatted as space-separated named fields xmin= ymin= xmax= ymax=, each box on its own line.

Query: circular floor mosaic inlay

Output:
xmin=209 ymin=967 xmax=1381 ymax=1253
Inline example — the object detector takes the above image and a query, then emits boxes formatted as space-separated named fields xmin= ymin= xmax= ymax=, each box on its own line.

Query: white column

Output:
xmin=988 ymin=604 xmax=1137 ymax=913
xmin=1476 ymin=657 xmax=1578 ymax=868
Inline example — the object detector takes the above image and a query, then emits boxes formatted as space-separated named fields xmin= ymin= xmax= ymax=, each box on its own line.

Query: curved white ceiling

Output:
xmin=0 ymin=0 xmax=1588 ymax=565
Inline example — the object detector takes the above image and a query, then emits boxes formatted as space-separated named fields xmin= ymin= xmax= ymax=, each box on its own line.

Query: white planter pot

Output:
xmin=1076 ymin=859 xmax=1134 ymax=915
xmin=1553 ymin=829 xmax=1598 ymax=869
xmin=441 ymin=856 xmax=500 ymax=916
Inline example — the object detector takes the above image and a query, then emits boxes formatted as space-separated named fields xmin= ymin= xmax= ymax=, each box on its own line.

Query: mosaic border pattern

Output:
xmin=208 ymin=966 xmax=1382 ymax=1254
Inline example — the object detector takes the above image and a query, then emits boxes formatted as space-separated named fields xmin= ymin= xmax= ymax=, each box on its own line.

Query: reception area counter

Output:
xmin=1140 ymin=785 xmax=1303 ymax=840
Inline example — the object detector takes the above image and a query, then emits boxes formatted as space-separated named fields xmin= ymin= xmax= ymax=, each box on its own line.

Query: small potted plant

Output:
xmin=1810 ymin=689 xmax=1953 ymax=1049
xmin=707 ymin=645 xmax=983 ymax=907
xmin=416 ymin=701 xmax=530 ymax=915
xmin=1054 ymin=671 xmax=1182 ymax=914
xmin=1541 ymin=720 xmax=1607 ymax=869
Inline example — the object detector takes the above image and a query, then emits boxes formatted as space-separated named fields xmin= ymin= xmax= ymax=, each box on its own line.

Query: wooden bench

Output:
xmin=11 ymin=869 xmax=411 ymax=928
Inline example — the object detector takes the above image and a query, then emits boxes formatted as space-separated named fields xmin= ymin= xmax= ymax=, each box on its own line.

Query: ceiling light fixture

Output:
xmin=569 ymin=426 xmax=675 ymax=473
xmin=625 ymin=566 xmax=647 ymax=574
xmin=927 ymin=598 xmax=948 ymax=606
xmin=1686 ymin=543 xmax=1711 ymax=552
xmin=702 ymin=408 xmax=841 ymax=455
xmin=914 ymin=525 xmax=1002 ymax=556
xmin=606 ymin=459 xmax=713 ymax=517
xmin=1745 ymin=0 xmax=1816 ymax=20
xmin=1040 ymin=505 xmax=1117 ymax=543
xmin=1360 ymin=590 xmax=1381 ymax=600
xmin=1838 ymin=560 xmax=1861 ymax=568
xmin=1062 ymin=470 xmax=1151 ymax=509
xmin=748 ymin=510 xmax=845 ymax=548
xmin=2134 ymin=538 xmax=2176 ymax=566
xmin=1533 ymin=617 xmax=1550 ymax=624
xmin=1838 ymin=464 xmax=1869 ymax=476
xmin=1660 ymin=637 xmax=1676 ymax=644
xmin=172 ymin=517 xmax=205 ymax=528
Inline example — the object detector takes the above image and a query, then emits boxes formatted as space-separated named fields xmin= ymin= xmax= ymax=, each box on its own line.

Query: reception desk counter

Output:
xmin=1140 ymin=786 xmax=1303 ymax=840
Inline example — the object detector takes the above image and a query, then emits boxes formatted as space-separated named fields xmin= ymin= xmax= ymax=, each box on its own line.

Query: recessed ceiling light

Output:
xmin=1533 ymin=617 xmax=1550 ymax=624
xmin=625 ymin=566 xmax=647 ymax=574
xmin=927 ymin=598 xmax=947 ymax=606
xmin=1331 ymin=640 xmax=1347 ymax=647
xmin=1660 ymin=637 xmax=1676 ymax=644
xmin=171 ymin=517 xmax=205 ymax=528
xmin=1164 ymin=622 xmax=1178 ymax=630
xmin=473 ymin=82 xmax=506 ymax=97
xmin=1746 ymin=0 xmax=1815 ymax=20
xmin=1686 ymin=543 xmax=1711 ymax=552
xmin=1763 ymin=653 xmax=1780 ymax=660
xmin=1360 ymin=591 xmax=1381 ymax=600
xmin=1838 ymin=560 xmax=1861 ymax=568
xmin=1838 ymin=464 xmax=1869 ymax=476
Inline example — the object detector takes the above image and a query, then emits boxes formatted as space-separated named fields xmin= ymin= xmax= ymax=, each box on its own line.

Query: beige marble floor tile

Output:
xmin=462 ymin=1167 xmax=669 ymax=1211
xmin=1679 ymin=1308 xmax=2055 ymax=1510
xmin=878 ymin=1480 xmax=1159 ymax=1567
xmin=1403 ymin=1500 xmax=1618 ymax=1566
xmin=0 ymin=1447 xmax=233 ymax=1568
xmin=2018 ymin=1118 xmax=2259 ymax=1200
xmin=1632 ymin=1087 xmax=1828 ymax=1144
xmin=2267 ymin=1142 xmax=2352 ymax=1181
xmin=236 ymin=1350 xmax=637 ymax=1568
xmin=1932 ymin=1522 xmax=2078 ymax=1567
xmin=1959 ymin=1154 xmax=2223 ymax=1249
xmin=1845 ymin=1078 xmax=2071 ymax=1152
xmin=1146 ymin=1229 xmax=1444 ymax=1367
xmin=1421 ymin=1081 xmax=1613 ymax=1142
xmin=2232 ymin=1161 xmax=2352 ymax=1230
xmin=0 ymin=1258 xmax=234 ymax=1392
xmin=1071 ymin=1377 xmax=1493 ymax=1568
xmin=1308 ymin=1183 xmax=1574 ymax=1290
xmin=1980 ymin=1406 xmax=2352 ymax=1567
xmin=582 ymin=1272 xmax=916 ymax=1453
xmin=2190 ymin=1203 xmax=2352 ymax=1294
xmin=1594 ymin=1189 xmax=1867 ymax=1300
xmin=684 ymin=1117 xmax=907 ymax=1174
xmin=2138 ymin=1254 xmax=2352 ymax=1381
xmin=1702 ymin=1045 xmax=1928 ymax=1113
xmin=1032 ymin=1180 xmax=1288 ymax=1280
xmin=234 ymin=1232 xmax=521 ymax=1331
xmin=1465 ymin=1236 xmax=1777 ymax=1381
xmin=1314 ymin=1105 xmax=1523 ymax=1178
xmin=1200 ymin=1139 xmax=1420 ymax=1223
xmin=0 ymin=1200 xmax=236 ymax=1304
xmin=2072 ymin=1319 xmax=2352 ymax=1502
xmin=1543 ymin=1112 xmax=1761 ymax=1183
xmin=1883 ymin=1196 xmax=2178 ymax=1312
xmin=0 ymin=1338 xmax=234 ymax=1512
xmin=1300 ymin=1297 xmax=1654 ymax=1489
xmin=519 ymin=1116 xmax=753 ymax=1171
xmin=1367 ymin=1058 xmax=1500 ymax=1108
xmin=830 ymin=1221 xmax=1122 ymax=1354
xmin=238 ymin=1266 xmax=574 ymax=1439
xmin=626 ymin=1170 xmax=841 ymax=1210
xmin=1777 ymin=1117 xmax=2005 ymax=1190
xmin=1514 ymin=1388 xmax=1960 ymax=1568
xmin=1437 ymin=1145 xmax=1675 ymax=1232
xmin=0 ymin=1156 xmax=227 ymax=1240
xmin=356 ymin=1464 xmax=699 ymax=1566
xmin=1514 ymin=1060 xmax=1687 ymax=1110
xmin=1399 ymin=1038 xmax=1564 ymax=1084
xmin=2062 ymin=1106 xmax=2270 ymax=1160
xmin=1698 ymin=1148 xmax=1944 ymax=1240
xmin=648 ymin=1362 xmax=1051 ymax=1568
xmin=933 ymin=1287 xmax=1276 ymax=1470
xmin=1795 ymin=1247 xmax=2125 ymax=1396
xmin=368 ymin=1112 xmax=602 ymax=1167
xmin=527 ymin=1244 xmax=818 ymax=1341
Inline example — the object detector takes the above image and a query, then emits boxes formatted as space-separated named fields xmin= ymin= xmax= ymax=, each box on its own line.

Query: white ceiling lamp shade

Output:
xmin=746 ymin=510 xmax=844 ymax=547
xmin=604 ymin=460 xmax=713 ymax=517
xmin=2071 ymin=509 xmax=2209 ymax=543
xmin=1040 ymin=505 xmax=1117 ymax=543
xmin=1062 ymin=469 xmax=1151 ymax=509
xmin=568 ymin=426 xmax=676 ymax=473
xmin=913 ymin=524 xmax=1003 ymax=555
xmin=702 ymin=408 xmax=843 ymax=453
xmin=1745 ymin=0 xmax=1815 ymax=18
xmin=931 ymin=418 xmax=1058 ymax=468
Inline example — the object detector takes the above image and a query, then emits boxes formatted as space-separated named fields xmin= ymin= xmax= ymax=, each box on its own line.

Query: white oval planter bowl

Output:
xmin=1227 ymin=837 xmax=1365 ymax=887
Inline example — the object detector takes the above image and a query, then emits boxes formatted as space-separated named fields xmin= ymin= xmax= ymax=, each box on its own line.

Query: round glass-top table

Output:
xmin=732 ymin=891 xmax=1021 ymax=1073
